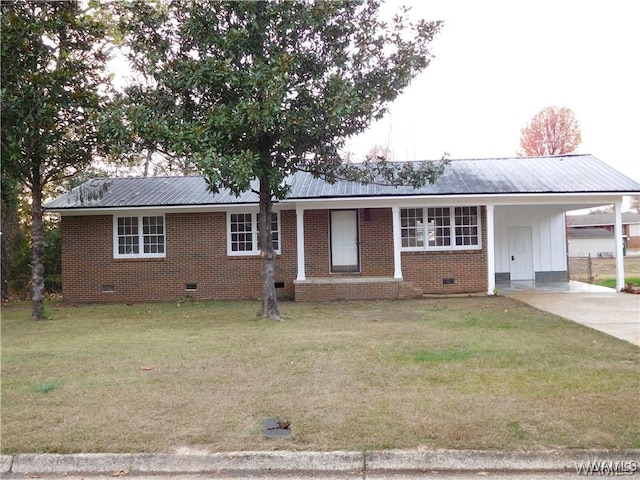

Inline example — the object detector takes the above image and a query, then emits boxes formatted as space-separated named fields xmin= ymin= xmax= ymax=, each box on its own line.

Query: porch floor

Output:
xmin=294 ymin=276 xmax=402 ymax=284
xmin=497 ymin=280 xmax=615 ymax=294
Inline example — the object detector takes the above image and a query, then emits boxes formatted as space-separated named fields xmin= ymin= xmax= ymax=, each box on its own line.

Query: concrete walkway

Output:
xmin=507 ymin=284 xmax=639 ymax=347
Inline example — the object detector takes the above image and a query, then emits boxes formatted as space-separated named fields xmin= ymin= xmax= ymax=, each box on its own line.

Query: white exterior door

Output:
xmin=330 ymin=210 xmax=359 ymax=272
xmin=509 ymin=227 xmax=534 ymax=280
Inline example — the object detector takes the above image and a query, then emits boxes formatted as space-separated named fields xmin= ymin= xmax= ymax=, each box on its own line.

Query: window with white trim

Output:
xmin=454 ymin=206 xmax=479 ymax=246
xmin=400 ymin=207 xmax=480 ymax=251
xmin=227 ymin=211 xmax=280 ymax=255
xmin=114 ymin=215 xmax=165 ymax=258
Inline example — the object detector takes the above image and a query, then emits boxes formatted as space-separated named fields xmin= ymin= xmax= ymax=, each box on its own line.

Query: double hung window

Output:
xmin=228 ymin=211 xmax=280 ymax=255
xmin=114 ymin=215 xmax=165 ymax=258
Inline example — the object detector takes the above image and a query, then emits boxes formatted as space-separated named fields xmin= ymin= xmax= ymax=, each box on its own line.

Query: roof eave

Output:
xmin=45 ymin=190 xmax=638 ymax=214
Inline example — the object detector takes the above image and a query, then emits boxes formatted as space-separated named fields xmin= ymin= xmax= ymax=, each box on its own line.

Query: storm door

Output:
xmin=330 ymin=210 xmax=360 ymax=273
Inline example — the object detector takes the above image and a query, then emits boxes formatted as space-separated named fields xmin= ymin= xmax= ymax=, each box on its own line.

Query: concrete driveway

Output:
xmin=509 ymin=289 xmax=639 ymax=347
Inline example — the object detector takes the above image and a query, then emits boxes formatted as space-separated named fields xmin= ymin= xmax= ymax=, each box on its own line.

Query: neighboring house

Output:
xmin=567 ymin=212 xmax=640 ymax=257
xmin=45 ymin=154 xmax=640 ymax=303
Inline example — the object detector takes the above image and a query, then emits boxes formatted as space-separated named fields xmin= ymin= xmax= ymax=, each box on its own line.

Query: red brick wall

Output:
xmin=60 ymin=206 xmax=487 ymax=303
xmin=401 ymin=207 xmax=488 ymax=294
xmin=294 ymin=279 xmax=402 ymax=302
xmin=302 ymin=208 xmax=395 ymax=278
xmin=61 ymin=211 xmax=298 ymax=304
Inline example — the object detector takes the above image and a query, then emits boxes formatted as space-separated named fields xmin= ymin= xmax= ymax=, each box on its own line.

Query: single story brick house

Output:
xmin=45 ymin=154 xmax=640 ymax=303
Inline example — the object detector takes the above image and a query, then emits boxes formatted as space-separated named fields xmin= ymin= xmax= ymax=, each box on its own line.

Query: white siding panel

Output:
xmin=550 ymin=212 xmax=568 ymax=270
xmin=494 ymin=206 xmax=567 ymax=275
xmin=568 ymin=238 xmax=616 ymax=257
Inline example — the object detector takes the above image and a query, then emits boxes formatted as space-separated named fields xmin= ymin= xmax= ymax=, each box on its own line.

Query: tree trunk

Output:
xmin=30 ymin=174 xmax=45 ymax=320
xmin=258 ymin=173 xmax=281 ymax=320
xmin=143 ymin=149 xmax=152 ymax=177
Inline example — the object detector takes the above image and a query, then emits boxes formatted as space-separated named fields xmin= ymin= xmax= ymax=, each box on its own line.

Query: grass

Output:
xmin=1 ymin=297 xmax=639 ymax=454
xmin=594 ymin=276 xmax=640 ymax=288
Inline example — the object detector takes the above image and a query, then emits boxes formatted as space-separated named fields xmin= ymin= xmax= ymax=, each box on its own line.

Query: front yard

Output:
xmin=1 ymin=297 xmax=638 ymax=454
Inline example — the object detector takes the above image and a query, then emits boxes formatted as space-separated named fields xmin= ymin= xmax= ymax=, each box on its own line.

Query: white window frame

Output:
xmin=113 ymin=214 xmax=166 ymax=259
xmin=227 ymin=210 xmax=281 ymax=256
xmin=400 ymin=206 xmax=482 ymax=252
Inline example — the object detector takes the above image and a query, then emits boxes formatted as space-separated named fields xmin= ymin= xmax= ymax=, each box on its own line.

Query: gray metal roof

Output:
xmin=286 ymin=154 xmax=640 ymax=198
xmin=567 ymin=212 xmax=640 ymax=227
xmin=45 ymin=154 xmax=640 ymax=210
xmin=568 ymin=228 xmax=615 ymax=239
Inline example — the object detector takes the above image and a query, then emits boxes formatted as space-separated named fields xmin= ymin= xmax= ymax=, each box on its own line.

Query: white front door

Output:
xmin=330 ymin=210 xmax=359 ymax=272
xmin=509 ymin=227 xmax=534 ymax=280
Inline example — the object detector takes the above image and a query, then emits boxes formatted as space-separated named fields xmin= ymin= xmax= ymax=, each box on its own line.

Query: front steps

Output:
xmin=293 ymin=277 xmax=423 ymax=302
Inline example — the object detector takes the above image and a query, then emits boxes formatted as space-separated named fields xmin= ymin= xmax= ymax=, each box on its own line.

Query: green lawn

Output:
xmin=594 ymin=276 xmax=640 ymax=288
xmin=1 ymin=297 xmax=639 ymax=454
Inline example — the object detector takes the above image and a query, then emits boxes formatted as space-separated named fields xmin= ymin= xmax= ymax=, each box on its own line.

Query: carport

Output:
xmin=488 ymin=198 xmax=629 ymax=294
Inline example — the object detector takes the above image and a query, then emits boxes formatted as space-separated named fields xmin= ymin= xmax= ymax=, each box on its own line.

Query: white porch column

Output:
xmin=296 ymin=207 xmax=306 ymax=281
xmin=486 ymin=204 xmax=496 ymax=295
xmin=614 ymin=201 xmax=625 ymax=291
xmin=392 ymin=206 xmax=403 ymax=279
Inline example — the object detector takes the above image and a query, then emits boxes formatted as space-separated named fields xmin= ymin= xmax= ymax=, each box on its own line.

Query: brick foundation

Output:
xmin=61 ymin=211 xmax=297 ymax=304
xmin=294 ymin=277 xmax=423 ymax=302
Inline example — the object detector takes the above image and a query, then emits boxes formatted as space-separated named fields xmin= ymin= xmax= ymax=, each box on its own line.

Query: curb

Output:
xmin=365 ymin=449 xmax=640 ymax=474
xmin=3 ymin=450 xmax=639 ymax=476
xmin=7 ymin=452 xmax=362 ymax=476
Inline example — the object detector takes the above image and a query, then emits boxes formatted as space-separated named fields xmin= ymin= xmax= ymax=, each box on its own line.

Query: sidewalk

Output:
xmin=2 ymin=450 xmax=640 ymax=477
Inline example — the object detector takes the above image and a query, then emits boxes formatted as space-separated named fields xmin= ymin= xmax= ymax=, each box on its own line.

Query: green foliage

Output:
xmin=1 ymin=0 xmax=114 ymax=317
xmin=1 ymin=0 xmax=113 ymax=186
xmin=1 ymin=176 xmax=23 ymax=299
xmin=114 ymin=0 xmax=447 ymax=317
xmin=115 ymin=1 xmax=446 ymax=196
xmin=43 ymin=217 xmax=62 ymax=293
xmin=1 ymin=214 xmax=61 ymax=298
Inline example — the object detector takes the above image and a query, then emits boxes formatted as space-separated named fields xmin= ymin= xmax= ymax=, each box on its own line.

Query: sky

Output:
xmin=344 ymin=0 xmax=640 ymax=183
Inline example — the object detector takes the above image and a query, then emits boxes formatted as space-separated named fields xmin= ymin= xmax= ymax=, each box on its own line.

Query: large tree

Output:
xmin=1 ymin=1 xmax=113 ymax=318
xmin=116 ymin=0 xmax=446 ymax=319
xmin=518 ymin=106 xmax=582 ymax=157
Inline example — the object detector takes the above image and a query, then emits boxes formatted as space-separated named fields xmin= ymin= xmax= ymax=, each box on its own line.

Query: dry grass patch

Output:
xmin=1 ymin=297 xmax=639 ymax=453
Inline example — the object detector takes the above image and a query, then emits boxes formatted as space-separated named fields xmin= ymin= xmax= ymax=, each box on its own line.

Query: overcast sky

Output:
xmin=344 ymin=0 xmax=640 ymax=183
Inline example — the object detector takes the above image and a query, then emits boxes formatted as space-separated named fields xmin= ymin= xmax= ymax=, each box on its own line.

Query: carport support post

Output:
xmin=486 ymin=204 xmax=496 ymax=295
xmin=614 ymin=201 xmax=624 ymax=291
